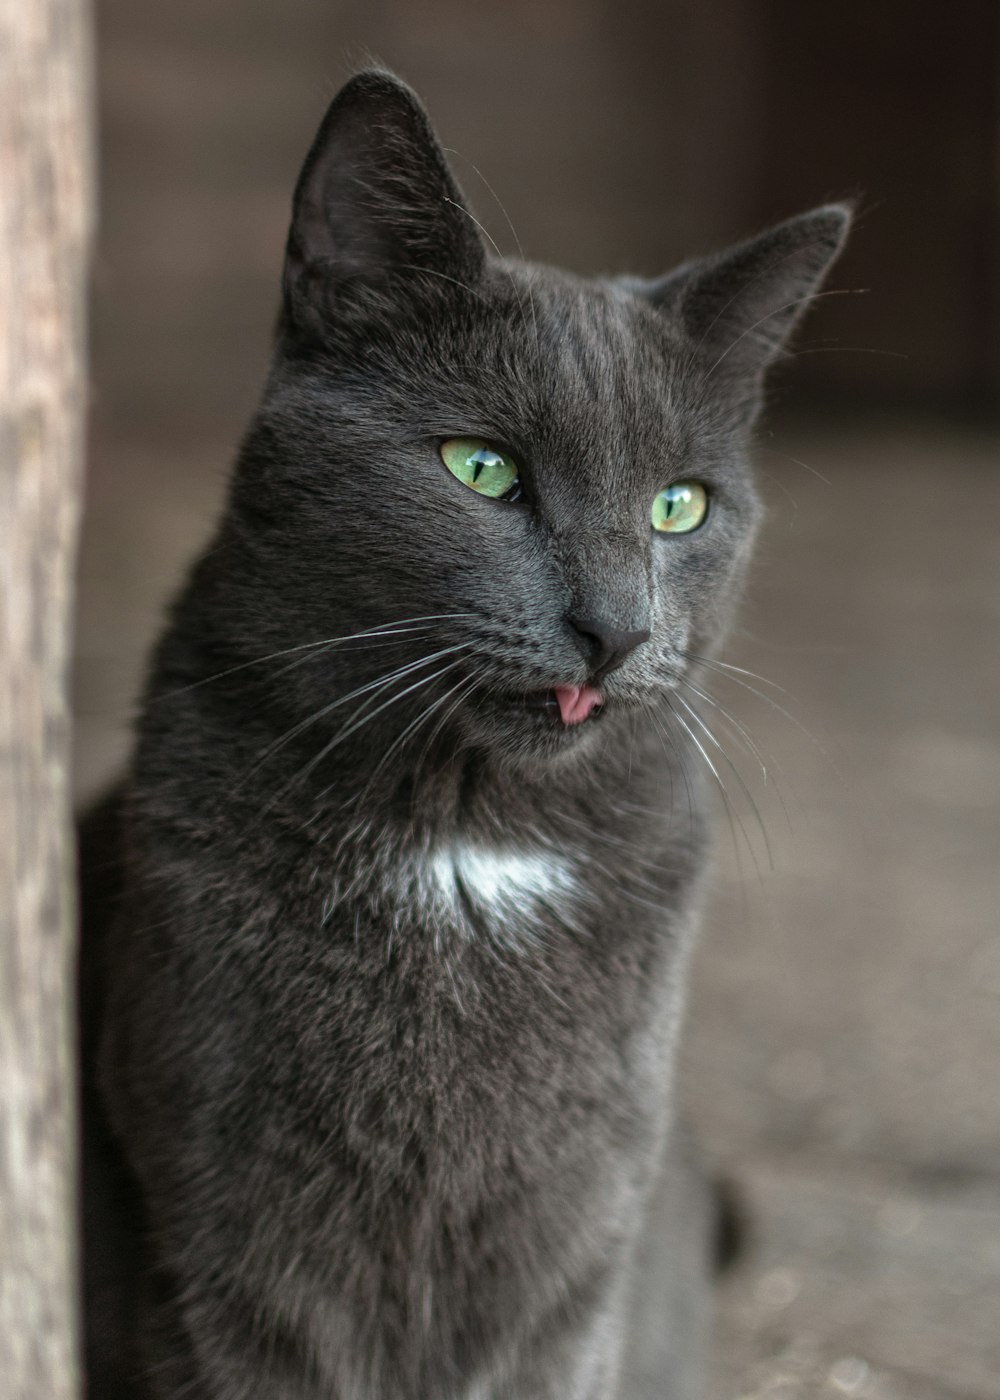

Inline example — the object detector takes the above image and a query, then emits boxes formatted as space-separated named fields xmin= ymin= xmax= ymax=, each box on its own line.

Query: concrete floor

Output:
xmin=682 ymin=423 xmax=1000 ymax=1399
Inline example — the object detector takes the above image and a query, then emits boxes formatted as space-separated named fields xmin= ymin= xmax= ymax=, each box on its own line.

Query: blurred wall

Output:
xmin=78 ymin=0 xmax=1000 ymax=797
xmin=754 ymin=1 xmax=1000 ymax=408
xmin=92 ymin=0 xmax=1000 ymax=443
xmin=91 ymin=0 xmax=769 ymax=451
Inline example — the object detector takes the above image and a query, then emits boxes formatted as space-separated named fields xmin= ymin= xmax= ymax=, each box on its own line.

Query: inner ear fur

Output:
xmin=644 ymin=204 xmax=853 ymax=384
xmin=282 ymin=70 xmax=486 ymax=335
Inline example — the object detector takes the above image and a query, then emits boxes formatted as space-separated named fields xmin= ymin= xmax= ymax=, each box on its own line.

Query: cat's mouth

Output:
xmin=524 ymin=684 xmax=606 ymax=726
xmin=460 ymin=680 xmax=613 ymax=764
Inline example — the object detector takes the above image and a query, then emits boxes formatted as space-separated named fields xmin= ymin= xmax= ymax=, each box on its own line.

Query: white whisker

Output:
xmin=442 ymin=196 xmax=536 ymax=351
xmin=241 ymin=644 xmax=471 ymax=789
xmin=446 ymin=152 xmax=540 ymax=358
xmin=672 ymin=693 xmax=773 ymax=872
xmin=664 ymin=694 xmax=762 ymax=884
xmin=704 ymin=287 xmax=862 ymax=380
xmin=150 ymin=613 xmax=476 ymax=703
xmin=277 ymin=656 xmax=470 ymax=806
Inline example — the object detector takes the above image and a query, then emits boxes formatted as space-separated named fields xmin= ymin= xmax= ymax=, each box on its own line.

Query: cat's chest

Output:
xmin=298 ymin=813 xmax=699 ymax=984
xmin=384 ymin=840 xmax=584 ymax=947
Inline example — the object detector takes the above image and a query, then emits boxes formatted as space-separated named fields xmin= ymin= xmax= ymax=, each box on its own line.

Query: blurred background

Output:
xmin=74 ymin=2 xmax=1000 ymax=1396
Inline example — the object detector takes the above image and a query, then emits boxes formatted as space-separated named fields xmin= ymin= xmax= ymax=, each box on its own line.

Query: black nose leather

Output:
xmin=568 ymin=616 xmax=651 ymax=679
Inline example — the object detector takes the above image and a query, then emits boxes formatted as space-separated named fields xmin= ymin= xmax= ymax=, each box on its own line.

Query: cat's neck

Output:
xmin=136 ymin=607 xmax=710 ymax=913
xmin=140 ymin=662 xmax=698 ymax=875
xmin=266 ymin=735 xmax=704 ymax=941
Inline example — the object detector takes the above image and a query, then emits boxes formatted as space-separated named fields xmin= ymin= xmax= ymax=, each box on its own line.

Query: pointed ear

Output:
xmin=646 ymin=204 xmax=852 ymax=390
xmin=282 ymin=70 xmax=486 ymax=336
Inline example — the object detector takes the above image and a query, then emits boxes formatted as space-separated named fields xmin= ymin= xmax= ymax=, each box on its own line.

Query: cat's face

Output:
xmin=228 ymin=72 xmax=848 ymax=771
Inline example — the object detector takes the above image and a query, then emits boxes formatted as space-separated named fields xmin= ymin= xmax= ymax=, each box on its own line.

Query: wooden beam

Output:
xmin=0 ymin=0 xmax=93 ymax=1396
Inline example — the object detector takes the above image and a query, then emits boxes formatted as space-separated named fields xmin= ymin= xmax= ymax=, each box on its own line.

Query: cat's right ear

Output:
xmin=281 ymin=71 xmax=486 ymax=338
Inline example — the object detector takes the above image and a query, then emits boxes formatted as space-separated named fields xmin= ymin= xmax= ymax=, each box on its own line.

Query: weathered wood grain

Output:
xmin=0 ymin=0 xmax=93 ymax=1395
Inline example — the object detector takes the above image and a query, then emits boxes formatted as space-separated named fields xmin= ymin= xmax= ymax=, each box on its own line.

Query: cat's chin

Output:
xmin=456 ymin=691 xmax=610 ymax=772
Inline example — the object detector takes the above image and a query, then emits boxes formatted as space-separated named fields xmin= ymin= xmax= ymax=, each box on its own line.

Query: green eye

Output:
xmin=651 ymin=481 xmax=708 ymax=534
xmin=440 ymin=437 xmax=520 ymax=500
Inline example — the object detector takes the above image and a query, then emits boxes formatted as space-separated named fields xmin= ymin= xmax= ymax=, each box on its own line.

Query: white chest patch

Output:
xmin=405 ymin=842 xmax=578 ymax=938
xmin=435 ymin=844 xmax=574 ymax=910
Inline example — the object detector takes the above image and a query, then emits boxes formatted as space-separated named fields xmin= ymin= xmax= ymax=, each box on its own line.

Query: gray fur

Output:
xmin=82 ymin=70 xmax=850 ymax=1399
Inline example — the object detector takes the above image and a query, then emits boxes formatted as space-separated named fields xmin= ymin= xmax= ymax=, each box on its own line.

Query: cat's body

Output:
xmin=81 ymin=72 xmax=849 ymax=1399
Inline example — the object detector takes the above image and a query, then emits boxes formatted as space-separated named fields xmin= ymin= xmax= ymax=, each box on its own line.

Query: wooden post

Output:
xmin=0 ymin=0 xmax=93 ymax=1396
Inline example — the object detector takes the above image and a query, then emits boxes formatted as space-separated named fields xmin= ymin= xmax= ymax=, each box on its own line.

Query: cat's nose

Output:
xmin=568 ymin=616 xmax=651 ymax=679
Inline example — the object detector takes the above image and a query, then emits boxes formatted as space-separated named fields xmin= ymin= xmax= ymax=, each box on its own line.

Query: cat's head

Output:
xmin=226 ymin=71 xmax=849 ymax=773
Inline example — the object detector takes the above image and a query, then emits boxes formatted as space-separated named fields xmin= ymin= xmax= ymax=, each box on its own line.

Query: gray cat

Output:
xmin=80 ymin=69 xmax=849 ymax=1399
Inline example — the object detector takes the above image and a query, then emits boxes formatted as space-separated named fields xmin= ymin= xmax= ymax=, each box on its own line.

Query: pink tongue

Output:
xmin=553 ymin=683 xmax=603 ymax=725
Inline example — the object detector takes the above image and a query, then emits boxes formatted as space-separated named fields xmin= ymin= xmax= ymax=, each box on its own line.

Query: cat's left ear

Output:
xmin=282 ymin=70 xmax=486 ymax=336
xmin=643 ymin=204 xmax=852 ymax=394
